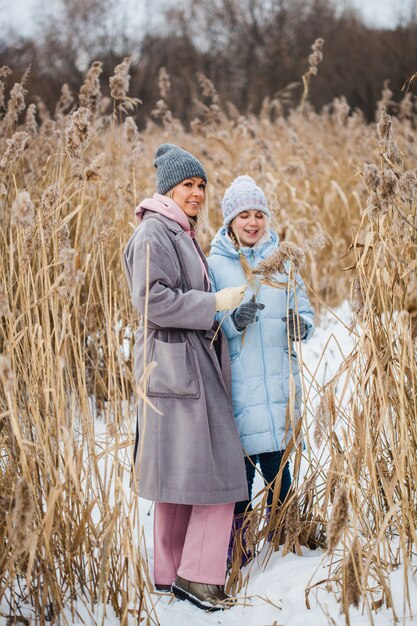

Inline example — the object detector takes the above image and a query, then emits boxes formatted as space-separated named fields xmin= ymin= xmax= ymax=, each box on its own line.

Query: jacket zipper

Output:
xmin=248 ymin=249 xmax=279 ymax=450
xmin=257 ymin=298 xmax=279 ymax=451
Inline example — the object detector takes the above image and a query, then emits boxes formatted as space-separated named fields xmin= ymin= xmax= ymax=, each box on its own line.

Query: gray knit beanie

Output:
xmin=154 ymin=143 xmax=208 ymax=195
xmin=221 ymin=175 xmax=271 ymax=226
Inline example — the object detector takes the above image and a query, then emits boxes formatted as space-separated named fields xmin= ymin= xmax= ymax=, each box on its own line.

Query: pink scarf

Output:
xmin=135 ymin=193 xmax=210 ymax=287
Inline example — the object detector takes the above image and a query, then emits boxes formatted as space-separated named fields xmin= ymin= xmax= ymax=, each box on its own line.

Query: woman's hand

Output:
xmin=215 ymin=285 xmax=247 ymax=311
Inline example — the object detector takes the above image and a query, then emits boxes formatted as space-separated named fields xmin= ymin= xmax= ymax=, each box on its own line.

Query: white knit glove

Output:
xmin=215 ymin=285 xmax=247 ymax=312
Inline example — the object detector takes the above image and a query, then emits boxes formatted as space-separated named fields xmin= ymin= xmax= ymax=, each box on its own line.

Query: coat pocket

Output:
xmin=147 ymin=338 xmax=200 ymax=399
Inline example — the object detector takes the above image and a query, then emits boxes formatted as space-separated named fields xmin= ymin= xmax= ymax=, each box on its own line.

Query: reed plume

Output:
xmin=252 ymin=242 xmax=306 ymax=280
xmin=326 ymin=487 xmax=349 ymax=554
xmin=9 ymin=478 xmax=34 ymax=556
xmin=0 ymin=131 xmax=29 ymax=172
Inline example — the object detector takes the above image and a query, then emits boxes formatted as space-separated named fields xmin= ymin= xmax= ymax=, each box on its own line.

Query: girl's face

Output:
xmin=231 ymin=210 xmax=266 ymax=247
xmin=172 ymin=177 xmax=206 ymax=218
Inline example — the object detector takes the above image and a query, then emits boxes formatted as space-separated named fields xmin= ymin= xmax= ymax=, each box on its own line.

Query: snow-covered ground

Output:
xmin=145 ymin=549 xmax=417 ymax=626
xmin=135 ymin=304 xmax=416 ymax=626
xmin=3 ymin=304 xmax=416 ymax=626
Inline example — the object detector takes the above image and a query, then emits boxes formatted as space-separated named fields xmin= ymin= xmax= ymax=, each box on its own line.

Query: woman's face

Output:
xmin=231 ymin=210 xmax=266 ymax=247
xmin=172 ymin=177 xmax=206 ymax=218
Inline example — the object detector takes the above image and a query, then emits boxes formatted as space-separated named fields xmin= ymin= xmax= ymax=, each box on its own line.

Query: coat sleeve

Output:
xmin=289 ymin=272 xmax=315 ymax=341
xmin=126 ymin=223 xmax=216 ymax=331
xmin=208 ymin=264 xmax=244 ymax=340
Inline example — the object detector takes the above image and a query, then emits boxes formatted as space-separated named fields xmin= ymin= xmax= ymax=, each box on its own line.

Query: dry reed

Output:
xmin=0 ymin=44 xmax=416 ymax=625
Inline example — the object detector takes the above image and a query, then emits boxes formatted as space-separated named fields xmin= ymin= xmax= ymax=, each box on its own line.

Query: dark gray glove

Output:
xmin=281 ymin=308 xmax=308 ymax=341
xmin=232 ymin=296 xmax=265 ymax=331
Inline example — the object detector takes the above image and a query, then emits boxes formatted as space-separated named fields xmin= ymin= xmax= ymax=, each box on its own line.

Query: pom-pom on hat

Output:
xmin=221 ymin=175 xmax=270 ymax=226
xmin=154 ymin=143 xmax=207 ymax=195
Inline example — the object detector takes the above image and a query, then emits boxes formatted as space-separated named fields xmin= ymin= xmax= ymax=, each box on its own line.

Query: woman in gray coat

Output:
xmin=124 ymin=144 xmax=248 ymax=611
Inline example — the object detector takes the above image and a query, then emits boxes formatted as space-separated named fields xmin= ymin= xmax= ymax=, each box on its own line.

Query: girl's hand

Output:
xmin=281 ymin=309 xmax=308 ymax=340
xmin=232 ymin=295 xmax=265 ymax=330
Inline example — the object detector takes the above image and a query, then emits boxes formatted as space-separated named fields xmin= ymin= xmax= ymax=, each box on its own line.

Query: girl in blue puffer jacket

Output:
xmin=207 ymin=175 xmax=314 ymax=542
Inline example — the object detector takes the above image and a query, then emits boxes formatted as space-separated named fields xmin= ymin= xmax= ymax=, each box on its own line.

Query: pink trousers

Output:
xmin=153 ymin=502 xmax=234 ymax=585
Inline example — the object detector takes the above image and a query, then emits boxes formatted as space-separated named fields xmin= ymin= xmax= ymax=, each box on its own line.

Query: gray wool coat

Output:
xmin=124 ymin=210 xmax=248 ymax=505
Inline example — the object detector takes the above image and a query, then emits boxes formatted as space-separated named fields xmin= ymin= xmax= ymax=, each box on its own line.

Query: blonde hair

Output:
xmin=228 ymin=225 xmax=253 ymax=281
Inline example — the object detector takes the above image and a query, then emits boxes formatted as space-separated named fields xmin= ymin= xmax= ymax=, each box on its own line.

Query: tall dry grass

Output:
xmin=0 ymin=49 xmax=416 ymax=625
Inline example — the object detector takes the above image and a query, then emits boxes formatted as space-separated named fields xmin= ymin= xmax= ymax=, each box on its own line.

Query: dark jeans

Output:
xmin=234 ymin=451 xmax=291 ymax=515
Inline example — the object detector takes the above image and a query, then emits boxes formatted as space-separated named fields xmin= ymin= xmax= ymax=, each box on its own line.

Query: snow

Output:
xmin=129 ymin=304 xmax=416 ymax=625
xmin=2 ymin=303 xmax=416 ymax=626
xmin=137 ymin=532 xmax=416 ymax=626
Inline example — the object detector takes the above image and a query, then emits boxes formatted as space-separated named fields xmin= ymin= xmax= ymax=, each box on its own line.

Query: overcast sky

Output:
xmin=1 ymin=0 xmax=416 ymax=37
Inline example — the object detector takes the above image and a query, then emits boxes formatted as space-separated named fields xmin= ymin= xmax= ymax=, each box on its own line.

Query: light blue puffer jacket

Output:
xmin=208 ymin=227 xmax=314 ymax=455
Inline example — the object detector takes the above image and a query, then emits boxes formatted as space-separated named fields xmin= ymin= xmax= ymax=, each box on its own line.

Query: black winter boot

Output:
xmin=172 ymin=576 xmax=236 ymax=611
